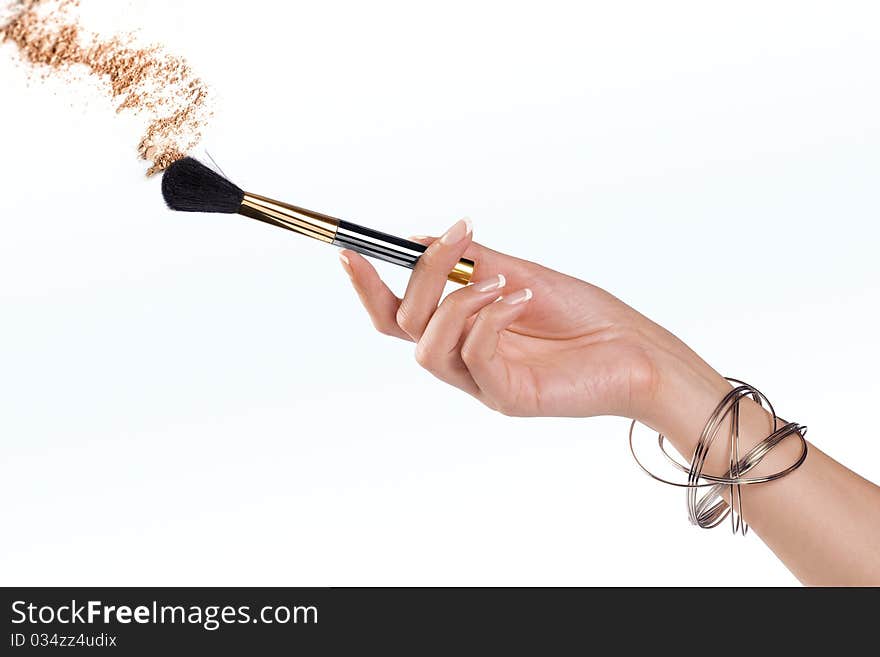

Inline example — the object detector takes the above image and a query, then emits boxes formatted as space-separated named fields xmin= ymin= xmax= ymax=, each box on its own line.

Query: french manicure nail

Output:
xmin=474 ymin=273 xmax=506 ymax=292
xmin=501 ymin=288 xmax=533 ymax=305
xmin=338 ymin=251 xmax=353 ymax=276
xmin=439 ymin=218 xmax=472 ymax=245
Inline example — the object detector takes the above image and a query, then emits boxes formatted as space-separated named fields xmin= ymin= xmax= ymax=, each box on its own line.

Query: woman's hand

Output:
xmin=339 ymin=218 xmax=880 ymax=585
xmin=338 ymin=218 xmax=728 ymax=429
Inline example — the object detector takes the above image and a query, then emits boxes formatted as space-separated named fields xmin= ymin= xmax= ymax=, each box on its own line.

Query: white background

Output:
xmin=1 ymin=0 xmax=878 ymax=586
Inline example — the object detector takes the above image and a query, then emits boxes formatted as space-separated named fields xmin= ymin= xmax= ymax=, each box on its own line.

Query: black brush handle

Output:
xmin=332 ymin=220 xmax=474 ymax=284
xmin=332 ymin=220 xmax=426 ymax=269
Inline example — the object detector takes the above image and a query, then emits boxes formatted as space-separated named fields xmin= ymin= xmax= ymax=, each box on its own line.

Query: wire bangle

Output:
xmin=628 ymin=378 xmax=808 ymax=534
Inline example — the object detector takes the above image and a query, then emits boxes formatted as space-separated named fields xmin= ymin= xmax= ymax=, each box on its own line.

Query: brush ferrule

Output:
xmin=239 ymin=193 xmax=338 ymax=243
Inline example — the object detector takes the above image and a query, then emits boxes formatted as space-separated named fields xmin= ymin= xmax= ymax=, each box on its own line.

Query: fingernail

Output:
xmin=500 ymin=288 xmax=533 ymax=305
xmin=338 ymin=250 xmax=353 ymax=277
xmin=408 ymin=235 xmax=432 ymax=242
xmin=439 ymin=217 xmax=473 ymax=245
xmin=473 ymin=273 xmax=506 ymax=292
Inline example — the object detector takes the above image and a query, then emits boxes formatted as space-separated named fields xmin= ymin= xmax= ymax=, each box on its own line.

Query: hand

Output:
xmin=338 ymin=219 xmax=880 ymax=585
xmin=338 ymin=218 xmax=727 ymax=428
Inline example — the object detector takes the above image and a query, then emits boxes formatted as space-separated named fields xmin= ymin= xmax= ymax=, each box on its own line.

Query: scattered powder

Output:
xmin=0 ymin=0 xmax=211 ymax=175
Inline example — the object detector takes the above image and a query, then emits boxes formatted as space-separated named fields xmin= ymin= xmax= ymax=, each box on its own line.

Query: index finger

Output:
xmin=339 ymin=249 xmax=409 ymax=340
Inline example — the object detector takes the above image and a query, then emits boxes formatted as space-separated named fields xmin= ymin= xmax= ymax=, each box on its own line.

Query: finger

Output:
xmin=339 ymin=249 xmax=409 ymax=340
xmin=396 ymin=217 xmax=473 ymax=340
xmin=414 ymin=273 xmax=507 ymax=393
xmin=460 ymin=288 xmax=534 ymax=405
xmin=408 ymin=235 xmax=538 ymax=289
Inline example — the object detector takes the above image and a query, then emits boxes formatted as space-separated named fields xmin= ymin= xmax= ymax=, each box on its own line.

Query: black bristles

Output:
xmin=161 ymin=157 xmax=244 ymax=213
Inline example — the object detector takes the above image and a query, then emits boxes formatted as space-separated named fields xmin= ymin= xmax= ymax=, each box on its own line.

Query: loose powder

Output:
xmin=1 ymin=0 xmax=211 ymax=175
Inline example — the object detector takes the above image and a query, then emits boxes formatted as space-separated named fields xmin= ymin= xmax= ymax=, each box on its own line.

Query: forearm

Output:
xmin=641 ymin=332 xmax=880 ymax=585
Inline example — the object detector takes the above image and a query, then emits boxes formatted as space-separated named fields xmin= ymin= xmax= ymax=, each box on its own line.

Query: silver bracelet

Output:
xmin=628 ymin=379 xmax=808 ymax=535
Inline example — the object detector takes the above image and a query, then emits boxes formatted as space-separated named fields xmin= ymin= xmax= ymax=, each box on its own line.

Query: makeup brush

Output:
xmin=160 ymin=158 xmax=475 ymax=285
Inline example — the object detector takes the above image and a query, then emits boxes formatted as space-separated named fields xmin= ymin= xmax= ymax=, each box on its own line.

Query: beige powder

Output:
xmin=1 ymin=0 xmax=210 ymax=175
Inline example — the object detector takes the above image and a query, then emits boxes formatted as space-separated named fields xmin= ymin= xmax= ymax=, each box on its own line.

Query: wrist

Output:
xmin=636 ymin=337 xmax=795 ymax=478
xmin=636 ymin=336 xmax=732 ymax=467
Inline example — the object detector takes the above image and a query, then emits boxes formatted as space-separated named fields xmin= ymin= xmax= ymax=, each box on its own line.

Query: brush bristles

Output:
xmin=161 ymin=157 xmax=245 ymax=213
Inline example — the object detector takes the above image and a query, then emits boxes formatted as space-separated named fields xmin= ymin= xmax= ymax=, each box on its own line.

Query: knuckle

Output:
xmin=459 ymin=342 xmax=477 ymax=365
xmin=413 ymin=341 xmax=433 ymax=368
xmin=395 ymin=305 xmax=413 ymax=333
xmin=372 ymin=319 xmax=397 ymax=337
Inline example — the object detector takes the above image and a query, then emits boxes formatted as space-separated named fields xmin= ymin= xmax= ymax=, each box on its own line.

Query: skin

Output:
xmin=338 ymin=218 xmax=880 ymax=586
